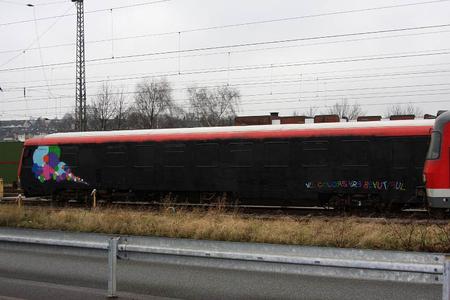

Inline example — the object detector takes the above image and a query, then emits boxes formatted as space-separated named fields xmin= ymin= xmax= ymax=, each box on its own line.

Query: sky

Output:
xmin=0 ymin=0 xmax=449 ymax=120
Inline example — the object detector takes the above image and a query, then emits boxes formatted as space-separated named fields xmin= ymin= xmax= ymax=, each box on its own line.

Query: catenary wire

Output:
xmin=3 ymin=84 xmax=450 ymax=106
xmin=0 ymin=0 xmax=171 ymax=27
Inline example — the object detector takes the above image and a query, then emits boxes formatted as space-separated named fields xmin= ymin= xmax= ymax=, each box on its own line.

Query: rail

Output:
xmin=0 ymin=229 xmax=448 ymax=299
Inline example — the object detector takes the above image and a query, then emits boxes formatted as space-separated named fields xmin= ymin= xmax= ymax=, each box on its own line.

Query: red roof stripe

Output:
xmin=25 ymin=125 xmax=432 ymax=146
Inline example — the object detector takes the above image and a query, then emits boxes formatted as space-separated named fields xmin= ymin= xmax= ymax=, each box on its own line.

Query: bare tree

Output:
xmin=134 ymin=78 xmax=173 ymax=129
xmin=386 ymin=103 xmax=423 ymax=117
xmin=113 ymin=88 xmax=128 ymax=130
xmin=157 ymin=105 xmax=190 ymax=128
xmin=304 ymin=106 xmax=319 ymax=117
xmin=188 ymin=85 xmax=240 ymax=126
xmin=54 ymin=113 xmax=75 ymax=132
xmin=324 ymin=99 xmax=364 ymax=120
xmin=87 ymin=83 xmax=118 ymax=131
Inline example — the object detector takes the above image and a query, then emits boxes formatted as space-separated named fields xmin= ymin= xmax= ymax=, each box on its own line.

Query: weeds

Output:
xmin=0 ymin=205 xmax=448 ymax=252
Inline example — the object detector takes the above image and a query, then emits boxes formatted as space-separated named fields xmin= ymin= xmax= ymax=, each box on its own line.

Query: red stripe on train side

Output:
xmin=0 ymin=161 xmax=19 ymax=165
xmin=24 ymin=125 xmax=433 ymax=146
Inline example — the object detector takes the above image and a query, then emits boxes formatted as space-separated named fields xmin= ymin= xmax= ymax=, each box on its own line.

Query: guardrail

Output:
xmin=0 ymin=229 xmax=448 ymax=299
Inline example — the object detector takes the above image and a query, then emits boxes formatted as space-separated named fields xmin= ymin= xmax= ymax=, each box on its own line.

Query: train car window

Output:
xmin=135 ymin=145 xmax=155 ymax=167
xmin=426 ymin=131 xmax=441 ymax=160
xmin=392 ymin=141 xmax=410 ymax=168
xmin=61 ymin=146 xmax=79 ymax=166
xmin=341 ymin=140 xmax=369 ymax=166
xmin=106 ymin=145 xmax=127 ymax=167
xmin=229 ymin=142 xmax=253 ymax=167
xmin=264 ymin=142 xmax=289 ymax=167
xmin=195 ymin=143 xmax=219 ymax=167
xmin=302 ymin=141 xmax=328 ymax=167
xmin=163 ymin=144 xmax=186 ymax=167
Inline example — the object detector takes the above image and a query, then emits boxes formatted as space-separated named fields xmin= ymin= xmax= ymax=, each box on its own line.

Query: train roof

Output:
xmin=25 ymin=119 xmax=435 ymax=146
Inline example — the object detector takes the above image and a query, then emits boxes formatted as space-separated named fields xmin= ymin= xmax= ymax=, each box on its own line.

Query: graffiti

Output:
xmin=305 ymin=180 xmax=406 ymax=191
xmin=32 ymin=146 xmax=86 ymax=184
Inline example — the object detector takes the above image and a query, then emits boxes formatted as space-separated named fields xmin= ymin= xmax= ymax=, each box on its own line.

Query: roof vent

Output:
xmin=314 ymin=115 xmax=340 ymax=123
xmin=270 ymin=112 xmax=280 ymax=125
xmin=280 ymin=116 xmax=306 ymax=124
xmin=389 ymin=115 xmax=415 ymax=120
xmin=357 ymin=116 xmax=382 ymax=122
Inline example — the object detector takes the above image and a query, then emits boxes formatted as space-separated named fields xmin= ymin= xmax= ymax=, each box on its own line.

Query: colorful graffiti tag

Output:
xmin=32 ymin=146 xmax=85 ymax=184
xmin=305 ymin=180 xmax=406 ymax=191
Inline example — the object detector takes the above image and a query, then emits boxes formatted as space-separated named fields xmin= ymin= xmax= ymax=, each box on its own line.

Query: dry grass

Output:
xmin=0 ymin=205 xmax=449 ymax=252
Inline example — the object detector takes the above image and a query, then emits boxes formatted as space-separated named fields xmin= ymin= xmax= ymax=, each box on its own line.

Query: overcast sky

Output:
xmin=0 ymin=0 xmax=449 ymax=120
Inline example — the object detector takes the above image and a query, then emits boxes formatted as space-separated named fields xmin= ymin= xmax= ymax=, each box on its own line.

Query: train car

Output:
xmin=19 ymin=119 xmax=434 ymax=209
xmin=0 ymin=141 xmax=23 ymax=188
xmin=424 ymin=111 xmax=450 ymax=209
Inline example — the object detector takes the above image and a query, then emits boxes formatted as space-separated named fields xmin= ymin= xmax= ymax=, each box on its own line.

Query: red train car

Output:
xmin=424 ymin=111 xmax=450 ymax=209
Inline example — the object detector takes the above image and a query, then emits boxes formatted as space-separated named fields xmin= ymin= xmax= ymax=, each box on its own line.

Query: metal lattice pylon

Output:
xmin=73 ymin=0 xmax=86 ymax=131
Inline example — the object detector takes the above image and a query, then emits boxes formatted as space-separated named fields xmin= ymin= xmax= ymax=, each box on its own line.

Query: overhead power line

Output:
xmin=0 ymin=4 xmax=74 ymax=68
xmin=3 ymin=82 xmax=450 ymax=107
xmin=5 ymin=68 xmax=450 ymax=94
xmin=1 ymin=97 xmax=449 ymax=118
xmin=1 ymin=0 xmax=448 ymax=30
xmin=3 ymin=60 xmax=449 ymax=86
xmin=0 ymin=0 xmax=66 ymax=6
xmin=99 ymin=24 xmax=450 ymax=61
xmin=3 ymin=49 xmax=450 ymax=93
xmin=2 ymin=17 xmax=449 ymax=56
xmin=5 ymin=66 xmax=450 ymax=103
xmin=0 ymin=0 xmax=170 ymax=27
xmin=2 ymin=23 xmax=450 ymax=73
xmin=170 ymin=0 xmax=450 ymax=36
xmin=2 ymin=28 xmax=449 ymax=80
xmin=40 ymin=1 xmax=450 ymax=45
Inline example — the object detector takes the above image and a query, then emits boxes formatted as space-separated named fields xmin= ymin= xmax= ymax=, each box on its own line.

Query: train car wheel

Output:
xmin=428 ymin=208 xmax=449 ymax=219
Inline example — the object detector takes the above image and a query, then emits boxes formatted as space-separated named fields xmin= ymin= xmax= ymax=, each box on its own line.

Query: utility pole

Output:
xmin=72 ymin=0 xmax=87 ymax=131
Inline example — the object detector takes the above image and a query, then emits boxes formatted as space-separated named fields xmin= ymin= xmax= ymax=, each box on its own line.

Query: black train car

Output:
xmin=19 ymin=119 xmax=433 ymax=209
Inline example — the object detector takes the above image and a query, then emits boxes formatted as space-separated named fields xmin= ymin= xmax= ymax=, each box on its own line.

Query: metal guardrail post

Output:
xmin=444 ymin=256 xmax=450 ymax=300
xmin=108 ymin=237 xmax=120 ymax=298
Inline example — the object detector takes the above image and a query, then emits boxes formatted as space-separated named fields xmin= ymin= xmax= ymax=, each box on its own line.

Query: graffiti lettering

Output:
xmin=305 ymin=180 xmax=406 ymax=191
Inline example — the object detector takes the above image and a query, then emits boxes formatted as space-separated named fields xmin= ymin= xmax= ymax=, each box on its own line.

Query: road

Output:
xmin=0 ymin=229 xmax=442 ymax=300
xmin=0 ymin=276 xmax=171 ymax=300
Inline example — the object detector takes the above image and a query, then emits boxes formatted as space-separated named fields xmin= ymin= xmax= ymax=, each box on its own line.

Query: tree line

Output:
xmin=68 ymin=78 xmax=241 ymax=131
xmin=57 ymin=78 xmax=427 ymax=132
xmin=302 ymin=100 xmax=424 ymax=121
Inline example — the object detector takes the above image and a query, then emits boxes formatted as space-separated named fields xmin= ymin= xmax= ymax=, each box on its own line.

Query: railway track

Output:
xmin=0 ymin=194 xmax=448 ymax=223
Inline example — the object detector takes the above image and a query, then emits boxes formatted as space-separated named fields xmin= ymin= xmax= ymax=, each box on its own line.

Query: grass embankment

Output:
xmin=0 ymin=205 xmax=449 ymax=252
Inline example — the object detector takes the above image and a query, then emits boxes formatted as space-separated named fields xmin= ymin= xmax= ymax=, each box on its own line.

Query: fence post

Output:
xmin=0 ymin=178 xmax=3 ymax=200
xmin=108 ymin=237 xmax=120 ymax=298
xmin=91 ymin=189 xmax=97 ymax=209
xmin=444 ymin=256 xmax=450 ymax=300
xmin=17 ymin=194 xmax=23 ymax=208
